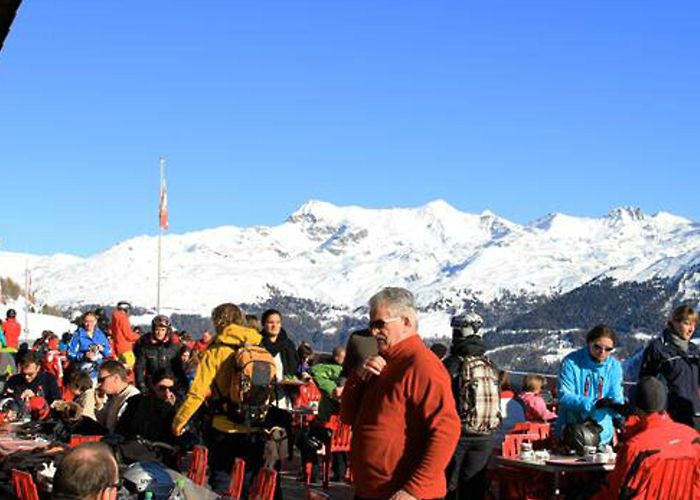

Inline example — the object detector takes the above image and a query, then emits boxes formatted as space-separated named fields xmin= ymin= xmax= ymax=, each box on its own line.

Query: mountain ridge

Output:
xmin=0 ymin=200 xmax=698 ymax=320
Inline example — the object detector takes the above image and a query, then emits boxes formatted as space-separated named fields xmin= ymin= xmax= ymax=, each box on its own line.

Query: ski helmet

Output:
xmin=151 ymin=315 xmax=171 ymax=331
xmin=450 ymin=312 xmax=484 ymax=339
xmin=6 ymin=309 xmax=16 ymax=319
xmin=116 ymin=301 xmax=132 ymax=314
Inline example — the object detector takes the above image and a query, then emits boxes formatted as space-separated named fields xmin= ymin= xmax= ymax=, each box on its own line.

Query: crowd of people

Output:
xmin=0 ymin=291 xmax=698 ymax=499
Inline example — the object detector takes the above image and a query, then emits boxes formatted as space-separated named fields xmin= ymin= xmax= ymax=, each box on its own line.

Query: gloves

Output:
xmin=595 ymin=398 xmax=614 ymax=409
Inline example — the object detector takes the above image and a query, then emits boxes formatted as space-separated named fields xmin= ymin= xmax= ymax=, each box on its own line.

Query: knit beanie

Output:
xmin=635 ymin=377 xmax=668 ymax=414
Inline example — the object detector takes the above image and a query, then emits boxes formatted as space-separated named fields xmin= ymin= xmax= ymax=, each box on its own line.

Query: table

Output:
xmin=495 ymin=453 xmax=614 ymax=498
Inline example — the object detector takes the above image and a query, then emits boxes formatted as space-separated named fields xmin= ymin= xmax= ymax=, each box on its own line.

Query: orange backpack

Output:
xmin=228 ymin=344 xmax=277 ymax=426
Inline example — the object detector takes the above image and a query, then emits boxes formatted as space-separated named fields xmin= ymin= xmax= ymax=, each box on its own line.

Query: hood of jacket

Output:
xmin=215 ymin=323 xmax=262 ymax=348
xmin=450 ymin=335 xmax=487 ymax=357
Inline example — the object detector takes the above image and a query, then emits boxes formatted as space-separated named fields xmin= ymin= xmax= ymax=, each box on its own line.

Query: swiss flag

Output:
xmin=159 ymin=176 xmax=168 ymax=230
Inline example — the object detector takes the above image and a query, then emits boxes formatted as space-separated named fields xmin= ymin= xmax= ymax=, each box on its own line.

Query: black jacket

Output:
xmin=261 ymin=328 xmax=298 ymax=377
xmin=3 ymin=371 xmax=61 ymax=405
xmin=134 ymin=334 xmax=185 ymax=392
xmin=115 ymin=393 xmax=177 ymax=444
xmin=639 ymin=328 xmax=700 ymax=427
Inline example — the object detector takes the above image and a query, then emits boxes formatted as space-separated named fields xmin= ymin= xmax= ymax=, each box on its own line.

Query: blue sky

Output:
xmin=1 ymin=1 xmax=698 ymax=256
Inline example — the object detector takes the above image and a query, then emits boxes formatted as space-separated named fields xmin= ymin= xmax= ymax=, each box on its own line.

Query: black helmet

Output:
xmin=563 ymin=422 xmax=602 ymax=455
xmin=451 ymin=312 xmax=484 ymax=339
xmin=151 ymin=315 xmax=171 ymax=331
xmin=6 ymin=309 xmax=16 ymax=319
xmin=116 ymin=301 xmax=132 ymax=314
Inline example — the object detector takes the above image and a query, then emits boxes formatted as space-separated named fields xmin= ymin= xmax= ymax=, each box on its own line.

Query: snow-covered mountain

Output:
xmin=1 ymin=200 xmax=698 ymax=320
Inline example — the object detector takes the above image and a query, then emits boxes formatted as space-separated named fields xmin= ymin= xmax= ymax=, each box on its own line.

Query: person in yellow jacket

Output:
xmin=172 ymin=303 xmax=283 ymax=494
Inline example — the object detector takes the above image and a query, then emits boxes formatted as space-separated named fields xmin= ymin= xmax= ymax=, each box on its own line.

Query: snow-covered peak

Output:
xmin=1 ymin=201 xmax=698 ymax=315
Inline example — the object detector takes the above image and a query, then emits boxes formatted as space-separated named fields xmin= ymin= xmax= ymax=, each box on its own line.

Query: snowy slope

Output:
xmin=1 ymin=201 xmax=698 ymax=317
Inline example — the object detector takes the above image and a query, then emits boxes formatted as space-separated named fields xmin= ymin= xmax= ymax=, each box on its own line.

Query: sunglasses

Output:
xmin=368 ymin=316 xmax=402 ymax=331
xmin=97 ymin=374 xmax=115 ymax=384
xmin=155 ymin=384 xmax=175 ymax=393
xmin=592 ymin=344 xmax=614 ymax=353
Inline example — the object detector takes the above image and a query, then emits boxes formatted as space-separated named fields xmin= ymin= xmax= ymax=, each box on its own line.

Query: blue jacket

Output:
xmin=639 ymin=328 xmax=700 ymax=427
xmin=67 ymin=327 xmax=112 ymax=362
xmin=556 ymin=347 xmax=624 ymax=444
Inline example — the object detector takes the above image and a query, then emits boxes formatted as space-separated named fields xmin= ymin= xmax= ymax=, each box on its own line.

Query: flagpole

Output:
xmin=24 ymin=260 xmax=29 ymax=343
xmin=157 ymin=156 xmax=164 ymax=315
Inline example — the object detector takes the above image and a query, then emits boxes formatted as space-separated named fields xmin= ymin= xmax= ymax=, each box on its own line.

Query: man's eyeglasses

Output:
xmin=592 ymin=344 xmax=614 ymax=353
xmin=97 ymin=374 xmax=115 ymax=384
xmin=155 ymin=384 xmax=175 ymax=393
xmin=368 ymin=316 xmax=402 ymax=331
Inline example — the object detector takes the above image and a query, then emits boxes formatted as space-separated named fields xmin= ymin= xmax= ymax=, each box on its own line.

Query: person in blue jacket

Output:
xmin=68 ymin=311 xmax=111 ymax=380
xmin=556 ymin=324 xmax=625 ymax=445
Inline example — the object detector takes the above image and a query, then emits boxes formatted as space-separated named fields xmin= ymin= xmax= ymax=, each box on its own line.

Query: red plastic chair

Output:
xmin=510 ymin=422 xmax=551 ymax=447
xmin=224 ymin=457 xmax=246 ymax=500
xmin=321 ymin=415 xmax=352 ymax=488
xmin=69 ymin=434 xmax=102 ymax=447
xmin=187 ymin=444 xmax=209 ymax=486
xmin=12 ymin=469 xmax=39 ymax=500
xmin=249 ymin=467 xmax=277 ymax=500
xmin=501 ymin=432 xmax=539 ymax=458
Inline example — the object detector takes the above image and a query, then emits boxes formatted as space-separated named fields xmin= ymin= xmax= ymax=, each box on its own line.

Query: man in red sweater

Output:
xmin=341 ymin=287 xmax=461 ymax=500
xmin=110 ymin=301 xmax=140 ymax=368
xmin=3 ymin=309 xmax=21 ymax=349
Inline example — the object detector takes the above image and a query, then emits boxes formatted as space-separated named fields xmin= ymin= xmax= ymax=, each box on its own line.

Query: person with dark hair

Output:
xmin=593 ymin=377 xmax=700 ymax=499
xmin=639 ymin=304 xmax=699 ymax=430
xmin=261 ymin=309 xmax=299 ymax=377
xmin=556 ymin=324 xmax=624 ymax=446
xmin=297 ymin=341 xmax=314 ymax=379
xmin=3 ymin=308 xmax=21 ymax=350
xmin=133 ymin=314 xmax=185 ymax=392
xmin=95 ymin=359 xmax=140 ymax=433
xmin=2 ymin=350 xmax=61 ymax=404
xmin=116 ymin=369 xmax=179 ymax=444
xmin=111 ymin=300 xmax=140 ymax=369
xmin=52 ymin=442 xmax=119 ymax=500
xmin=261 ymin=309 xmax=299 ymax=409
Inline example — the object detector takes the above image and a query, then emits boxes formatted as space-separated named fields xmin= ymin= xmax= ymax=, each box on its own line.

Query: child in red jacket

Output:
xmin=43 ymin=335 xmax=65 ymax=388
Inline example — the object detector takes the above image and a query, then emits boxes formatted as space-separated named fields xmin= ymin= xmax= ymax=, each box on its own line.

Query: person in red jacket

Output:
xmin=3 ymin=309 xmax=21 ymax=349
xmin=193 ymin=330 xmax=213 ymax=352
xmin=110 ymin=301 xmax=140 ymax=368
xmin=594 ymin=377 xmax=700 ymax=499
xmin=341 ymin=287 xmax=461 ymax=500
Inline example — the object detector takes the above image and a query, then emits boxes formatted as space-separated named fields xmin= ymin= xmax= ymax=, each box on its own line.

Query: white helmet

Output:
xmin=450 ymin=312 xmax=484 ymax=338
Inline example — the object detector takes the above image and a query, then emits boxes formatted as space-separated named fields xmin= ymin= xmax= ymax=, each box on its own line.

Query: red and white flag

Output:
xmin=159 ymin=175 xmax=169 ymax=230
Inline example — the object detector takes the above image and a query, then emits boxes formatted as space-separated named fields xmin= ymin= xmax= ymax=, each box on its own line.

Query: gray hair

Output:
xmin=369 ymin=287 xmax=419 ymax=329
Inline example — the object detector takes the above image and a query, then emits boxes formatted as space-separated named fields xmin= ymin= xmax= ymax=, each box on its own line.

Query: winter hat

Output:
xmin=635 ymin=377 xmax=667 ymax=414
xmin=451 ymin=312 xmax=484 ymax=339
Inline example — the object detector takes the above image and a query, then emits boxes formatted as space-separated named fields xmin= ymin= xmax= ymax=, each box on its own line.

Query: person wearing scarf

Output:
xmin=639 ymin=304 xmax=700 ymax=430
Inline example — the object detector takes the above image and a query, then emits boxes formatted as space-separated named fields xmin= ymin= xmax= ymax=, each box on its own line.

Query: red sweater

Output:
xmin=3 ymin=318 xmax=21 ymax=349
xmin=111 ymin=310 xmax=140 ymax=355
xmin=341 ymin=335 xmax=460 ymax=499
